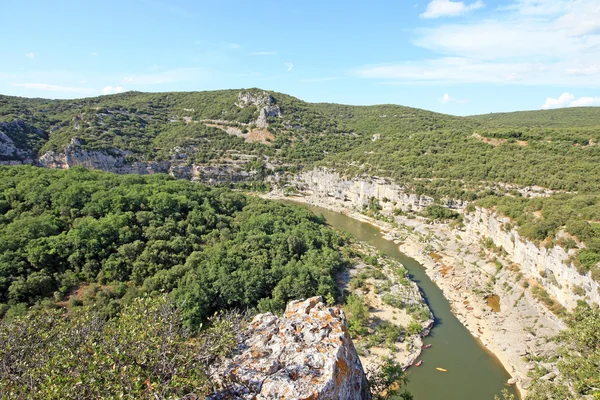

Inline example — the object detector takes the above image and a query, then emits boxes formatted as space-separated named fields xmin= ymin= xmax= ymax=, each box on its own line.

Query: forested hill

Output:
xmin=2 ymin=90 xmax=600 ymax=274
xmin=2 ymin=89 xmax=600 ymax=198
xmin=0 ymin=89 xmax=462 ymax=164
xmin=0 ymin=165 xmax=345 ymax=327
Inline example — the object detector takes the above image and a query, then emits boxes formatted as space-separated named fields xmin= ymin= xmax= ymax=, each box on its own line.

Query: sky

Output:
xmin=1 ymin=0 xmax=599 ymax=115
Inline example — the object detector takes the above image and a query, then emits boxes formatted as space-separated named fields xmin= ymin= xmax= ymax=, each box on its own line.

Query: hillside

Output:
xmin=2 ymin=89 xmax=600 ymax=282
xmin=2 ymin=90 xmax=600 ymax=196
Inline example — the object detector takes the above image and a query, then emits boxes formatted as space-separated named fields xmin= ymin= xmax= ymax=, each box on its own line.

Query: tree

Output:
xmin=367 ymin=357 xmax=411 ymax=400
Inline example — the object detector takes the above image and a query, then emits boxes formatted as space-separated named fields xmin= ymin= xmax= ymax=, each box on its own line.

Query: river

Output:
xmin=282 ymin=200 xmax=519 ymax=400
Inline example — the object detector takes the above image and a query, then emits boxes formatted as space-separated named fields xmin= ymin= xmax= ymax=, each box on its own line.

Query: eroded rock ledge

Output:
xmin=210 ymin=296 xmax=371 ymax=400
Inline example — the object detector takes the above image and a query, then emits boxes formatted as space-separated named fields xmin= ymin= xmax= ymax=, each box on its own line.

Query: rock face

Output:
xmin=236 ymin=90 xmax=282 ymax=128
xmin=212 ymin=296 xmax=371 ymax=400
xmin=283 ymin=168 xmax=466 ymax=211
xmin=37 ymin=137 xmax=260 ymax=183
xmin=278 ymin=168 xmax=599 ymax=310
xmin=0 ymin=131 xmax=17 ymax=158
xmin=38 ymin=137 xmax=170 ymax=173
xmin=464 ymin=207 xmax=600 ymax=308
xmin=0 ymin=120 xmax=40 ymax=164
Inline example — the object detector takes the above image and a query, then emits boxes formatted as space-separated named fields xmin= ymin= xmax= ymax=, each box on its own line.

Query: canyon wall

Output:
xmin=283 ymin=168 xmax=599 ymax=310
xmin=464 ymin=207 xmax=600 ymax=309
xmin=35 ymin=138 xmax=259 ymax=183
xmin=284 ymin=168 xmax=467 ymax=211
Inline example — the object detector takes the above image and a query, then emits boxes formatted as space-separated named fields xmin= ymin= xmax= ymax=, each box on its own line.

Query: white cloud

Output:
xmin=25 ymin=52 xmax=35 ymax=59
xmin=250 ymin=51 xmax=277 ymax=56
xmin=541 ymin=93 xmax=600 ymax=109
xmin=413 ymin=20 xmax=599 ymax=60
xmin=357 ymin=0 xmax=600 ymax=86
xmin=12 ymin=82 xmax=94 ymax=94
xmin=567 ymin=65 xmax=600 ymax=76
xmin=421 ymin=0 xmax=484 ymax=18
xmin=541 ymin=93 xmax=575 ymax=109
xmin=440 ymin=93 xmax=466 ymax=103
xmin=102 ymin=86 xmax=126 ymax=95
xmin=355 ymin=57 xmax=598 ymax=85
xmin=285 ymin=62 xmax=294 ymax=72
xmin=91 ymin=52 xmax=98 ymax=57
xmin=227 ymin=43 xmax=240 ymax=49
xmin=570 ymin=96 xmax=600 ymax=107
xmin=554 ymin=1 xmax=600 ymax=36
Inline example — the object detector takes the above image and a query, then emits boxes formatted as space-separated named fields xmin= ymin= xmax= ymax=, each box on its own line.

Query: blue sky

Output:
xmin=1 ymin=0 xmax=599 ymax=115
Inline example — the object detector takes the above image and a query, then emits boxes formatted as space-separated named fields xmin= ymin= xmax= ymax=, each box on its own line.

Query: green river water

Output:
xmin=283 ymin=200 xmax=519 ymax=400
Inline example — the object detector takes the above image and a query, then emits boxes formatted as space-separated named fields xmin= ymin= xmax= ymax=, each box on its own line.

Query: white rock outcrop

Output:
xmin=0 ymin=131 xmax=17 ymax=158
xmin=284 ymin=168 xmax=465 ymax=211
xmin=211 ymin=296 xmax=371 ymax=400
xmin=0 ymin=120 xmax=39 ymax=163
xmin=236 ymin=90 xmax=282 ymax=128
xmin=464 ymin=207 xmax=600 ymax=308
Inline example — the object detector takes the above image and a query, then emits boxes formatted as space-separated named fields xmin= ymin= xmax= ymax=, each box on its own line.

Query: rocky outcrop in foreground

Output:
xmin=211 ymin=296 xmax=370 ymax=400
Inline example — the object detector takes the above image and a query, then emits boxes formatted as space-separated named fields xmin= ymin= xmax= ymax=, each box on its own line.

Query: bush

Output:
xmin=422 ymin=205 xmax=459 ymax=221
xmin=406 ymin=319 xmax=422 ymax=336
xmin=0 ymin=296 xmax=242 ymax=399
xmin=345 ymin=294 xmax=369 ymax=336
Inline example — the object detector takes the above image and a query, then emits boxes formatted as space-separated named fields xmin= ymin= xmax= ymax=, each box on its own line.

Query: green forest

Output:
xmin=0 ymin=165 xmax=356 ymax=397
xmin=0 ymin=165 xmax=346 ymax=326
xmin=2 ymin=89 xmax=600 ymax=280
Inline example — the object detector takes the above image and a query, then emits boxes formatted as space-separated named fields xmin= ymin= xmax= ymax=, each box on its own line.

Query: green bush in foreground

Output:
xmin=0 ymin=296 xmax=240 ymax=399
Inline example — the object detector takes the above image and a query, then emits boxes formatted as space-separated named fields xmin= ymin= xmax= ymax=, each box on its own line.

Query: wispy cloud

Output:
xmin=91 ymin=52 xmax=98 ymax=57
xmin=249 ymin=51 xmax=277 ymax=56
xmin=542 ymin=93 xmax=600 ymax=109
xmin=12 ymin=82 xmax=95 ymax=94
xmin=421 ymin=0 xmax=484 ymax=18
xmin=227 ymin=43 xmax=241 ymax=49
xmin=357 ymin=0 xmax=600 ymax=86
xmin=25 ymin=52 xmax=35 ymax=59
xmin=102 ymin=86 xmax=126 ymax=95
xmin=284 ymin=62 xmax=294 ymax=72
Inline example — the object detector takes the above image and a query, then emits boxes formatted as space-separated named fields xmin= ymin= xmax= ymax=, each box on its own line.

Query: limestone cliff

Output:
xmin=211 ymin=296 xmax=371 ymax=400
xmin=283 ymin=168 xmax=465 ymax=212
xmin=0 ymin=120 xmax=40 ymax=164
xmin=37 ymin=137 xmax=260 ymax=183
xmin=277 ymin=168 xmax=599 ymax=310
xmin=464 ymin=207 xmax=600 ymax=308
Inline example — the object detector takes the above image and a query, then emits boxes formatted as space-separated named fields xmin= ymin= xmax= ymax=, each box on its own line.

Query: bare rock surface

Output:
xmin=211 ymin=296 xmax=371 ymax=400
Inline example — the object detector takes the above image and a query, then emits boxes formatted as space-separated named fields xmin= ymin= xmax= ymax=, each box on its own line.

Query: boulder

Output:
xmin=211 ymin=296 xmax=371 ymax=400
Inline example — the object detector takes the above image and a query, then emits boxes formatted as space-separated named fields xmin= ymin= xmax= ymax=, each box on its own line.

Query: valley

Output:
xmin=1 ymin=89 xmax=599 ymax=399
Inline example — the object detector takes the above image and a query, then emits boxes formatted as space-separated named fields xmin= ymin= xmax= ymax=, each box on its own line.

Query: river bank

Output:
xmin=341 ymin=240 xmax=434 ymax=372
xmin=263 ymin=191 xmax=565 ymax=398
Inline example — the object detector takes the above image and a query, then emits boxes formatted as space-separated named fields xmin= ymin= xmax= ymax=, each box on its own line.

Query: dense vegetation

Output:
xmin=2 ymin=89 xmax=600 ymax=398
xmin=2 ymin=88 xmax=600 ymax=280
xmin=0 ymin=296 xmax=240 ymax=399
xmin=0 ymin=166 xmax=345 ymax=328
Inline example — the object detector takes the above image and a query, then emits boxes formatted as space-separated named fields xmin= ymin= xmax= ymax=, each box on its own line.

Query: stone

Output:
xmin=236 ymin=90 xmax=282 ymax=128
xmin=210 ymin=296 xmax=371 ymax=400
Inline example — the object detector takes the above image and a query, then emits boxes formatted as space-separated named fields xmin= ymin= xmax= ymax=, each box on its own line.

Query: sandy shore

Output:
xmin=262 ymin=192 xmax=565 ymax=398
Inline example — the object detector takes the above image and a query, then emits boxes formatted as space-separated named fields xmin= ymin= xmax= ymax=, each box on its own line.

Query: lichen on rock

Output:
xmin=210 ymin=296 xmax=371 ymax=400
